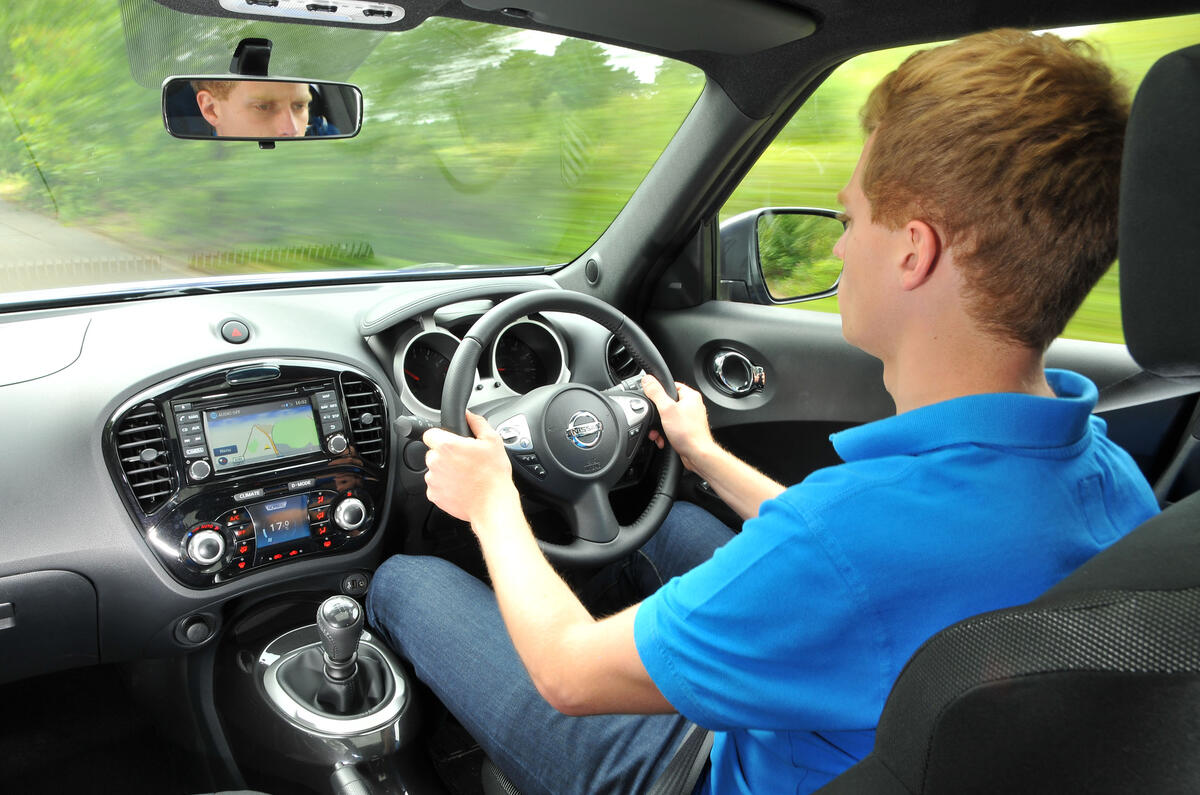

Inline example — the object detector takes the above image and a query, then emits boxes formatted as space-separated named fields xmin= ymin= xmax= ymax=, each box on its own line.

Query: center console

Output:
xmin=106 ymin=359 xmax=390 ymax=588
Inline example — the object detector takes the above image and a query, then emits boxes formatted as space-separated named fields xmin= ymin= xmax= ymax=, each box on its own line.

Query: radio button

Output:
xmin=323 ymin=420 xmax=344 ymax=434
xmin=182 ymin=434 xmax=204 ymax=446
xmin=184 ymin=446 xmax=207 ymax=459
xmin=177 ymin=411 xmax=200 ymax=424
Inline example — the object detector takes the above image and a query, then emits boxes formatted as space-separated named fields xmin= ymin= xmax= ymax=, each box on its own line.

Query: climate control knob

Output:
xmin=334 ymin=497 xmax=367 ymax=532
xmin=187 ymin=528 xmax=226 ymax=567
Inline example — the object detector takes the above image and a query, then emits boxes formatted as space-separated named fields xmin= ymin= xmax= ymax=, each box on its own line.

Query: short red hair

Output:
xmin=861 ymin=29 xmax=1129 ymax=349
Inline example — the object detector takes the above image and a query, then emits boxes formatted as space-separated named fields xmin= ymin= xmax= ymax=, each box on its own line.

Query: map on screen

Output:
xmin=205 ymin=400 xmax=322 ymax=472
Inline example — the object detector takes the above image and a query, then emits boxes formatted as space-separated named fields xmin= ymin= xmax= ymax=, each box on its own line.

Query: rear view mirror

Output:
xmin=162 ymin=76 xmax=362 ymax=141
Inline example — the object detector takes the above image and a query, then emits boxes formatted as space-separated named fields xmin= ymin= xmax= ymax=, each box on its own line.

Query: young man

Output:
xmin=192 ymin=79 xmax=312 ymax=138
xmin=367 ymin=29 xmax=1158 ymax=794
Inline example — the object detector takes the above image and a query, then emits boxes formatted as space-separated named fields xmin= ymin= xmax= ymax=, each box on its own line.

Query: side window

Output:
xmin=719 ymin=14 xmax=1200 ymax=344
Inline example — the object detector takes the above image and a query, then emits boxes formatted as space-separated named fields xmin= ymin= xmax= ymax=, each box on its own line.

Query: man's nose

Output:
xmin=832 ymin=230 xmax=847 ymax=261
xmin=279 ymin=112 xmax=300 ymax=137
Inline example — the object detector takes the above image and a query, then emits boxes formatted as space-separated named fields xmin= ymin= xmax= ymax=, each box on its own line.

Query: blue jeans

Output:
xmin=366 ymin=502 xmax=735 ymax=795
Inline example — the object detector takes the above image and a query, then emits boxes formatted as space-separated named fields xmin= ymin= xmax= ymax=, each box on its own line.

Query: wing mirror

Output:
xmin=162 ymin=76 xmax=362 ymax=142
xmin=719 ymin=208 xmax=845 ymax=303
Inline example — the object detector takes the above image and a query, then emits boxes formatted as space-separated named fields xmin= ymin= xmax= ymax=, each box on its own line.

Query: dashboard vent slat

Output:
xmin=340 ymin=373 xmax=387 ymax=468
xmin=606 ymin=335 xmax=642 ymax=383
xmin=113 ymin=401 xmax=177 ymax=514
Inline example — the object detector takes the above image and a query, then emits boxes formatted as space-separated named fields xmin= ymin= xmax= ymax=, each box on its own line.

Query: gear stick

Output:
xmin=315 ymin=595 xmax=365 ymax=714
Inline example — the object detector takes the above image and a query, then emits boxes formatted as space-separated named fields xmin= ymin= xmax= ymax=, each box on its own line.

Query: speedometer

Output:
xmin=493 ymin=319 xmax=565 ymax=394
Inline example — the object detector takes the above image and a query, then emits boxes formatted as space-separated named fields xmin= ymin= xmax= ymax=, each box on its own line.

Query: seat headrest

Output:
xmin=1119 ymin=44 xmax=1200 ymax=376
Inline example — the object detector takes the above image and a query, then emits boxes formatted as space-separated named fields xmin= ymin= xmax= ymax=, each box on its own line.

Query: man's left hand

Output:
xmin=422 ymin=411 xmax=519 ymax=524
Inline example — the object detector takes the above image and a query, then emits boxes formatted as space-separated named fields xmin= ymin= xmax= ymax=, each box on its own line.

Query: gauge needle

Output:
xmin=405 ymin=369 xmax=420 ymax=381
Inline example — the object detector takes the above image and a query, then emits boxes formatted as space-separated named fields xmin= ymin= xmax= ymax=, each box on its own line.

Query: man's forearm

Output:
xmin=688 ymin=443 xmax=785 ymax=520
xmin=470 ymin=492 xmax=674 ymax=716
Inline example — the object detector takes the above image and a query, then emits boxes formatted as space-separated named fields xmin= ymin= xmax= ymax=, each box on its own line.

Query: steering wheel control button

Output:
xmin=187 ymin=527 xmax=226 ymax=566
xmin=497 ymin=415 xmax=533 ymax=451
xmin=220 ymin=319 xmax=251 ymax=344
xmin=188 ymin=458 xmax=212 ymax=481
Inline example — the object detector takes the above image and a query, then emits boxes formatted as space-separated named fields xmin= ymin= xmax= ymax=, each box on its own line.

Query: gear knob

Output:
xmin=316 ymin=595 xmax=363 ymax=680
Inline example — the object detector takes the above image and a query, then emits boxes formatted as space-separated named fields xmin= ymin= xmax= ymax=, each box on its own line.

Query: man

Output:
xmin=367 ymin=29 xmax=1157 ymax=794
xmin=192 ymin=79 xmax=312 ymax=138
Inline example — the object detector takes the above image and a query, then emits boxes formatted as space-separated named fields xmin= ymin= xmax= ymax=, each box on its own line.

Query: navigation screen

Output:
xmin=203 ymin=397 xmax=322 ymax=473
xmin=246 ymin=494 xmax=311 ymax=549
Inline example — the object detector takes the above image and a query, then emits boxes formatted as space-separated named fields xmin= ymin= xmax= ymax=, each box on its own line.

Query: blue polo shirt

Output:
xmin=634 ymin=370 xmax=1158 ymax=794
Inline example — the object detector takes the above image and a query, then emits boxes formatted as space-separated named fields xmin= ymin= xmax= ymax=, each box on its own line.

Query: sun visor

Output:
xmin=120 ymin=0 xmax=391 ymax=87
xmin=461 ymin=0 xmax=816 ymax=56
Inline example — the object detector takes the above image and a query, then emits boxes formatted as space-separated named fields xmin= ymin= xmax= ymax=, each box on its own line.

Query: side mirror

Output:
xmin=162 ymin=76 xmax=362 ymax=141
xmin=719 ymin=207 xmax=845 ymax=303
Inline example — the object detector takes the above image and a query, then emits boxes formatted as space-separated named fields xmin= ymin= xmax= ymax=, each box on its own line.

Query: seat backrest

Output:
xmin=817 ymin=42 xmax=1200 ymax=795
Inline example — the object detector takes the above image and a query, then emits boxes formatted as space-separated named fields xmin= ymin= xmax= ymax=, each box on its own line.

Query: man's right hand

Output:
xmin=641 ymin=375 xmax=717 ymax=474
xmin=641 ymin=374 xmax=785 ymax=520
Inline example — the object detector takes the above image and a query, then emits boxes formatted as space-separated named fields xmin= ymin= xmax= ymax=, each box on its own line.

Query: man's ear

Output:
xmin=195 ymin=90 xmax=220 ymax=127
xmin=898 ymin=219 xmax=940 ymax=291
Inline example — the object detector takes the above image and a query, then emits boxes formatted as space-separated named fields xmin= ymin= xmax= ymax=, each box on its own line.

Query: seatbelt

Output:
xmin=645 ymin=723 xmax=715 ymax=795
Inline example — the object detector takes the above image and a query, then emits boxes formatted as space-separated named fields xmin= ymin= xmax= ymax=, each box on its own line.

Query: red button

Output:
xmin=271 ymin=553 xmax=283 ymax=561
xmin=288 ymin=549 xmax=299 ymax=557
xmin=316 ymin=525 xmax=328 ymax=536
xmin=237 ymin=544 xmax=250 ymax=555
xmin=313 ymin=509 xmax=327 ymax=521
xmin=237 ymin=560 xmax=247 ymax=570
xmin=323 ymin=539 xmax=332 ymax=548
xmin=314 ymin=495 xmax=327 ymax=506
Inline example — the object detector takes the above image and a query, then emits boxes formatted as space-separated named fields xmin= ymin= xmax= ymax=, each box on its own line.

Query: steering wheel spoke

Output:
xmin=564 ymin=483 xmax=621 ymax=544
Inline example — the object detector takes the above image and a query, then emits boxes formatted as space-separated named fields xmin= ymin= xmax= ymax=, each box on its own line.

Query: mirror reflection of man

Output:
xmin=192 ymin=80 xmax=311 ymax=138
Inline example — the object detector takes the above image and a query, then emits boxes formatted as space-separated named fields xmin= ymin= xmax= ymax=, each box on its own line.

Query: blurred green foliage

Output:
xmin=0 ymin=3 xmax=1196 ymax=350
xmin=722 ymin=14 xmax=1200 ymax=344
xmin=0 ymin=2 xmax=703 ymax=283
xmin=756 ymin=211 xmax=844 ymax=300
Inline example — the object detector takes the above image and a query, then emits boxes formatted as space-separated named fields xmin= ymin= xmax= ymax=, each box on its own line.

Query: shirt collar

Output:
xmin=831 ymin=369 xmax=1099 ymax=462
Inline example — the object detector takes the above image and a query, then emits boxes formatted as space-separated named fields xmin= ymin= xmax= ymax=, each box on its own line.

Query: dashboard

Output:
xmin=0 ymin=274 xmax=631 ymax=684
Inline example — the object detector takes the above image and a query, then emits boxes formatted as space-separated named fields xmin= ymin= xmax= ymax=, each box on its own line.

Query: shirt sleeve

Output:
xmin=633 ymin=495 xmax=890 ymax=732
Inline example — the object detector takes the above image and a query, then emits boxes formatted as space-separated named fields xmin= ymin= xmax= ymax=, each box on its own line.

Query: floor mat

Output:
xmin=0 ymin=664 xmax=195 ymax=794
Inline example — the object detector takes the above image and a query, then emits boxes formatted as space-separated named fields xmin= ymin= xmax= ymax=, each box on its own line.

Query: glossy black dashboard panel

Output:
xmin=104 ymin=360 xmax=388 ymax=588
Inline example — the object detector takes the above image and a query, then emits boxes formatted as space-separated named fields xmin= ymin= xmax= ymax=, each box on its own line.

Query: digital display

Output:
xmin=203 ymin=397 xmax=322 ymax=473
xmin=247 ymin=494 xmax=311 ymax=549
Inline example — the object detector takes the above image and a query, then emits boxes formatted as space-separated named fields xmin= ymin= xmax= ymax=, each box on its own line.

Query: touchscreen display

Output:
xmin=203 ymin=397 xmax=322 ymax=473
xmin=247 ymin=494 xmax=311 ymax=549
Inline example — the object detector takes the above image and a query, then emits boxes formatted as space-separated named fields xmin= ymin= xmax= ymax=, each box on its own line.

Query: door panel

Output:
xmin=646 ymin=301 xmax=1197 ymax=512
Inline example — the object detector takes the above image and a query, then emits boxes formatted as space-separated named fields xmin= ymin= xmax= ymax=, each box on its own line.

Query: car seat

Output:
xmin=815 ymin=42 xmax=1200 ymax=795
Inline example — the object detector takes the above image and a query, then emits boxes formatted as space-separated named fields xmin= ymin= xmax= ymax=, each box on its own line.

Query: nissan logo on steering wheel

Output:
xmin=565 ymin=411 xmax=603 ymax=449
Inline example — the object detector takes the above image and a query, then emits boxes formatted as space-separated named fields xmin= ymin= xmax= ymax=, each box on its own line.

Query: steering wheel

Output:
xmin=440 ymin=289 xmax=680 ymax=566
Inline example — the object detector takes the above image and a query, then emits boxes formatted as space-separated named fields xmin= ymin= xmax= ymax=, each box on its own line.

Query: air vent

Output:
xmin=340 ymin=373 xmax=387 ymax=467
xmin=606 ymin=335 xmax=642 ymax=383
xmin=114 ymin=401 xmax=176 ymax=514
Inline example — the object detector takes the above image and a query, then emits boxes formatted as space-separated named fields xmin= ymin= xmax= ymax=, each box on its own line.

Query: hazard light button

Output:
xmin=220 ymin=319 xmax=250 ymax=344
